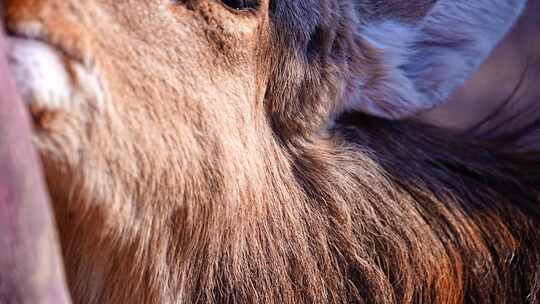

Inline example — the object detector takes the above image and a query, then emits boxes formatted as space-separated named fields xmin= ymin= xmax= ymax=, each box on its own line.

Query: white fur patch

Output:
xmin=6 ymin=36 xmax=105 ymax=112
xmin=7 ymin=37 xmax=73 ymax=109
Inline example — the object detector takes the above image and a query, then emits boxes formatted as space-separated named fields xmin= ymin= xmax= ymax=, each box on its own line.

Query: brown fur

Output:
xmin=4 ymin=0 xmax=540 ymax=303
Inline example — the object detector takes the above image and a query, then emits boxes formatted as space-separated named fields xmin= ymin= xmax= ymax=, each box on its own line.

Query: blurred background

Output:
xmin=421 ymin=0 xmax=540 ymax=147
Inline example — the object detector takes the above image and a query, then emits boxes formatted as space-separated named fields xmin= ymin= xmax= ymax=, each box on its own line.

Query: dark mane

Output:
xmin=174 ymin=112 xmax=540 ymax=303
xmin=285 ymin=112 xmax=540 ymax=303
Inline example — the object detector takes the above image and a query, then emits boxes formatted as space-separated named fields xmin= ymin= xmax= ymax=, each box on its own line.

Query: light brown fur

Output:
xmin=4 ymin=0 xmax=540 ymax=303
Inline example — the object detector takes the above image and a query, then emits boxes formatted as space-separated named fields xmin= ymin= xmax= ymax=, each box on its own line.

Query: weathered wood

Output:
xmin=0 ymin=29 xmax=72 ymax=304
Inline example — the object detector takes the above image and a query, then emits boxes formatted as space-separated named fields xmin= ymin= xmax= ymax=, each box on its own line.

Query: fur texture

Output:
xmin=3 ymin=0 xmax=540 ymax=303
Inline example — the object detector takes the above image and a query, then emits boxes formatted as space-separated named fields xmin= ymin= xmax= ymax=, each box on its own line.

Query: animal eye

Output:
xmin=221 ymin=0 xmax=259 ymax=10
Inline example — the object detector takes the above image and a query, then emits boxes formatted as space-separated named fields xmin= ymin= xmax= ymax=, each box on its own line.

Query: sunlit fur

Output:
xmin=4 ymin=0 xmax=540 ymax=303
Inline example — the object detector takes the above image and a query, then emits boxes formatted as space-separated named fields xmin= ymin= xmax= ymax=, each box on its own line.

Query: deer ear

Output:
xmin=347 ymin=0 xmax=527 ymax=119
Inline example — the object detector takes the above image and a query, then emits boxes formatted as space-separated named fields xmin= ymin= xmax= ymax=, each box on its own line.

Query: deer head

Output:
xmin=3 ymin=0 xmax=533 ymax=303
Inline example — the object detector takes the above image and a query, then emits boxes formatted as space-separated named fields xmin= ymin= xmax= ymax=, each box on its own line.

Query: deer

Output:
xmin=2 ymin=0 xmax=540 ymax=303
